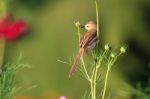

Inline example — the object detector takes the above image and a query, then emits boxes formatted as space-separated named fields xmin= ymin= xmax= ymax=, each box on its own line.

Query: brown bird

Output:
xmin=69 ymin=21 xmax=98 ymax=77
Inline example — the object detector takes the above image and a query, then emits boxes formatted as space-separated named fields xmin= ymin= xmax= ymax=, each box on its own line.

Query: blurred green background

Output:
xmin=3 ymin=0 xmax=150 ymax=98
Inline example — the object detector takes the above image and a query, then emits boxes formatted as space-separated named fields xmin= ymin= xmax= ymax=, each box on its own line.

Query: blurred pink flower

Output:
xmin=59 ymin=96 xmax=67 ymax=99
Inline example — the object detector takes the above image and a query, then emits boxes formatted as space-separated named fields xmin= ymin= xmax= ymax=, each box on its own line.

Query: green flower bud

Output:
xmin=75 ymin=21 xmax=80 ymax=27
xmin=111 ymin=53 xmax=115 ymax=58
xmin=104 ymin=44 xmax=110 ymax=51
xmin=120 ymin=46 xmax=126 ymax=53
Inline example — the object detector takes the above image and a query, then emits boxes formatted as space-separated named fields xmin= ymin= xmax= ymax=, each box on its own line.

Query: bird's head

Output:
xmin=81 ymin=21 xmax=97 ymax=31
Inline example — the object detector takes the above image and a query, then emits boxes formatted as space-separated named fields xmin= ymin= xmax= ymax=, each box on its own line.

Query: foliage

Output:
xmin=132 ymin=81 xmax=150 ymax=99
xmin=0 ymin=55 xmax=31 ymax=99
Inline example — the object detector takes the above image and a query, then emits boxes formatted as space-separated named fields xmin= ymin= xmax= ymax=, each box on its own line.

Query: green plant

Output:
xmin=72 ymin=0 xmax=126 ymax=99
xmin=132 ymin=81 xmax=150 ymax=99
xmin=0 ymin=55 xmax=31 ymax=99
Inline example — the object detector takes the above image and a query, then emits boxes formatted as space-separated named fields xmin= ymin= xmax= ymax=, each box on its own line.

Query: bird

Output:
xmin=69 ymin=21 xmax=98 ymax=77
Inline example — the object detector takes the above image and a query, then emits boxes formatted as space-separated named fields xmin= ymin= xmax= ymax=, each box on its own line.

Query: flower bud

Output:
xmin=75 ymin=21 xmax=80 ymax=27
xmin=120 ymin=46 xmax=126 ymax=53
xmin=111 ymin=53 xmax=115 ymax=58
xmin=104 ymin=44 xmax=110 ymax=51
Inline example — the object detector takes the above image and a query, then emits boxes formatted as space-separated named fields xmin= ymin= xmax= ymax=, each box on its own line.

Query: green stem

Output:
xmin=81 ymin=57 xmax=91 ymax=81
xmin=92 ymin=51 xmax=108 ymax=99
xmin=89 ymin=64 xmax=94 ymax=99
xmin=102 ymin=67 xmax=110 ymax=99
xmin=91 ymin=61 xmax=100 ymax=99
xmin=90 ymin=80 xmax=94 ymax=99
xmin=109 ymin=53 xmax=122 ymax=68
xmin=0 ymin=0 xmax=7 ymax=68
xmin=77 ymin=26 xmax=81 ymax=44
xmin=0 ymin=39 xmax=5 ymax=68
xmin=95 ymin=0 xmax=100 ymax=39
xmin=90 ymin=1 xmax=100 ymax=98
xmin=90 ymin=67 xmax=95 ymax=99
xmin=93 ymin=66 xmax=98 ymax=99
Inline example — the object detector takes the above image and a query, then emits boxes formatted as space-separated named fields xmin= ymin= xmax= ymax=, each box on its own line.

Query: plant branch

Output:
xmin=77 ymin=24 xmax=81 ymax=44
xmin=81 ymin=57 xmax=91 ymax=81
xmin=95 ymin=0 xmax=100 ymax=39
xmin=102 ymin=66 xmax=110 ymax=99
xmin=0 ymin=0 xmax=7 ymax=68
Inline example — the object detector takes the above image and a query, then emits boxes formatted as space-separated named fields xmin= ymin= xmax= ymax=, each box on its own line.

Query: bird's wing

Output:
xmin=80 ymin=31 xmax=97 ymax=48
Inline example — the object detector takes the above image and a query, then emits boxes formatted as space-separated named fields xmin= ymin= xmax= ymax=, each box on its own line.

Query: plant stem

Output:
xmin=0 ymin=0 xmax=6 ymax=68
xmin=92 ymin=51 xmax=107 ymax=99
xmin=90 ymin=1 xmax=100 ymax=98
xmin=95 ymin=0 xmax=100 ymax=39
xmin=90 ymin=61 xmax=100 ymax=99
xmin=77 ymin=26 xmax=81 ymax=44
xmin=93 ymin=66 xmax=98 ymax=99
xmin=0 ymin=38 xmax=5 ymax=68
xmin=102 ymin=67 xmax=110 ymax=99
xmin=81 ymin=57 xmax=91 ymax=81
xmin=92 ymin=53 xmax=105 ymax=99
xmin=90 ymin=80 xmax=94 ymax=99
xmin=90 ymin=66 xmax=95 ymax=99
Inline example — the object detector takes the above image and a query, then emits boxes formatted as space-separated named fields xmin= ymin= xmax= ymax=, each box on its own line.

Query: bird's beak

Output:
xmin=80 ymin=25 xmax=85 ymax=28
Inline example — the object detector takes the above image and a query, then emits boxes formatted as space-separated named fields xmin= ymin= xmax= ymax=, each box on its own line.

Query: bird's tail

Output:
xmin=69 ymin=48 xmax=84 ymax=77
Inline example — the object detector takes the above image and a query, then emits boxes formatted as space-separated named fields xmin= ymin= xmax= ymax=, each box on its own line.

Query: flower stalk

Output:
xmin=91 ymin=1 xmax=101 ymax=99
xmin=102 ymin=66 xmax=110 ymax=99
xmin=0 ymin=38 xmax=5 ymax=67
xmin=102 ymin=50 xmax=125 ymax=99
xmin=0 ymin=0 xmax=6 ymax=67
xmin=95 ymin=0 xmax=100 ymax=39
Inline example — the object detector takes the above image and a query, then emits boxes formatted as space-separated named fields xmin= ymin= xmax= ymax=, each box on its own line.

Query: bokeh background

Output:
xmin=3 ymin=0 xmax=150 ymax=98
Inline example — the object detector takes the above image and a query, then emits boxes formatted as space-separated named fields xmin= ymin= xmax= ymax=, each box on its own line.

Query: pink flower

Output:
xmin=0 ymin=14 xmax=28 ymax=41
xmin=59 ymin=96 xmax=67 ymax=99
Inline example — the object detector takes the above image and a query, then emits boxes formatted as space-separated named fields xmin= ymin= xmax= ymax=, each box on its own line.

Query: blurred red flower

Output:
xmin=0 ymin=14 xmax=28 ymax=41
